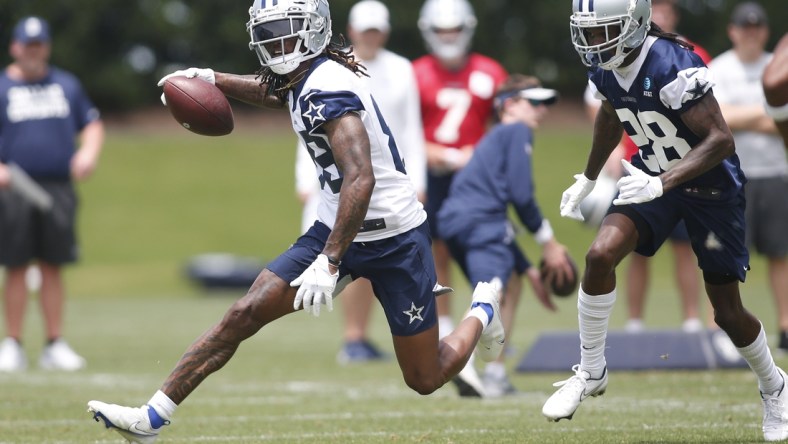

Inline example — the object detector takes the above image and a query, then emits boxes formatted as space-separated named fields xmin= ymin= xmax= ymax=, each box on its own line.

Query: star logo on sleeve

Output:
xmin=687 ymin=78 xmax=709 ymax=100
xmin=302 ymin=101 xmax=326 ymax=126
xmin=403 ymin=302 xmax=424 ymax=324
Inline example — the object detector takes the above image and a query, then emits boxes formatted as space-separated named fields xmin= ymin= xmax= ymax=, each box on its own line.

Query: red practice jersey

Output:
xmin=413 ymin=53 xmax=507 ymax=149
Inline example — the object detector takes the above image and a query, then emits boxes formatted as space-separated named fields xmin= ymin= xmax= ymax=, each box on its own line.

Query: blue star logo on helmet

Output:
xmin=643 ymin=76 xmax=653 ymax=91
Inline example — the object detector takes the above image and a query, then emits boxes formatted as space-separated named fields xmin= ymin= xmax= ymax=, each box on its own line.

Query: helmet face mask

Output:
xmin=247 ymin=0 xmax=332 ymax=75
xmin=418 ymin=0 xmax=477 ymax=62
xmin=570 ymin=0 xmax=651 ymax=70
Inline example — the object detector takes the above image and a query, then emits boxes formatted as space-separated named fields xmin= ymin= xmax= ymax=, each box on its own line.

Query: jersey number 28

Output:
xmin=617 ymin=108 xmax=692 ymax=173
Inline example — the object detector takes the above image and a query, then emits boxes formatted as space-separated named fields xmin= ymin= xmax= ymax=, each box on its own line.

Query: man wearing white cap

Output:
xmin=294 ymin=0 xmax=426 ymax=363
xmin=0 ymin=16 xmax=104 ymax=372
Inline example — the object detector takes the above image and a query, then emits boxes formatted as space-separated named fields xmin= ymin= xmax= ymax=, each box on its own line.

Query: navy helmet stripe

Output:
xmin=578 ymin=0 xmax=594 ymax=12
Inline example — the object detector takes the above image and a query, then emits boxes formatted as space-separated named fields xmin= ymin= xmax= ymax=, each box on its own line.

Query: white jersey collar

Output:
xmin=613 ymin=36 xmax=658 ymax=92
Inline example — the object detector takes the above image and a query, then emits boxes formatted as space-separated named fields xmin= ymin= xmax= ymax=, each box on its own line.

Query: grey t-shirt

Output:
xmin=710 ymin=50 xmax=787 ymax=179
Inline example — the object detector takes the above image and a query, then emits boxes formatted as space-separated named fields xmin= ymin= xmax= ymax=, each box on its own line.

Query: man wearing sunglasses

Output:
xmin=436 ymin=75 xmax=575 ymax=397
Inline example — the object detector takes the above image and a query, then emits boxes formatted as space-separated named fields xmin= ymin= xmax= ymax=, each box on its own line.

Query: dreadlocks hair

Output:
xmin=326 ymin=34 xmax=368 ymax=78
xmin=648 ymin=22 xmax=694 ymax=51
xmin=254 ymin=34 xmax=368 ymax=107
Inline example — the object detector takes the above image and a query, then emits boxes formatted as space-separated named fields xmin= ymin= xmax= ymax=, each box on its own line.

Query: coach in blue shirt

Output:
xmin=0 ymin=16 xmax=104 ymax=372
xmin=436 ymin=74 xmax=575 ymax=396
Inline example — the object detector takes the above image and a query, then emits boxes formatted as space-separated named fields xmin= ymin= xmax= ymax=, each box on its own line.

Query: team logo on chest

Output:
xmin=643 ymin=76 xmax=654 ymax=98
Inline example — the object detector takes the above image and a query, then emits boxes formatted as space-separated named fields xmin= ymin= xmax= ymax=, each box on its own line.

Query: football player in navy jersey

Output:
xmin=542 ymin=0 xmax=788 ymax=440
xmin=85 ymin=1 xmax=504 ymax=442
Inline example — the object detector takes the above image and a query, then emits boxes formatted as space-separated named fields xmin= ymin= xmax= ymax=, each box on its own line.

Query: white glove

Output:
xmin=157 ymin=68 xmax=216 ymax=105
xmin=560 ymin=174 xmax=596 ymax=221
xmin=290 ymin=254 xmax=339 ymax=317
xmin=613 ymin=159 xmax=663 ymax=205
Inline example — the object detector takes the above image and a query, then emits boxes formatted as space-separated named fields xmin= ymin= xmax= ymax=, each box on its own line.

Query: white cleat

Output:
xmin=542 ymin=365 xmax=608 ymax=421
xmin=0 ymin=337 xmax=27 ymax=372
xmin=39 ymin=339 xmax=86 ymax=371
xmin=762 ymin=368 xmax=788 ymax=441
xmin=482 ymin=370 xmax=518 ymax=398
xmin=87 ymin=401 xmax=168 ymax=444
xmin=471 ymin=279 xmax=504 ymax=362
xmin=451 ymin=354 xmax=487 ymax=398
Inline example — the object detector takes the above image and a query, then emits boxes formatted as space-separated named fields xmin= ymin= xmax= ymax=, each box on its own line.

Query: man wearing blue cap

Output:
xmin=0 ymin=16 xmax=104 ymax=372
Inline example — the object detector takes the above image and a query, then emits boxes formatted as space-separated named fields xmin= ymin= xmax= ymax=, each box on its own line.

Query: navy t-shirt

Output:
xmin=0 ymin=67 xmax=99 ymax=180
xmin=437 ymin=121 xmax=544 ymax=239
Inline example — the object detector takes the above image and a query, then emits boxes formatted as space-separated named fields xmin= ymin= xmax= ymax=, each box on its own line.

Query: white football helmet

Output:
xmin=418 ymin=0 xmax=477 ymax=61
xmin=247 ymin=0 xmax=332 ymax=75
xmin=570 ymin=0 xmax=651 ymax=70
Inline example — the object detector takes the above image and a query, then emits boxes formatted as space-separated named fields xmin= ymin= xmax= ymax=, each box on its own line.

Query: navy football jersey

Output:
xmin=588 ymin=36 xmax=746 ymax=201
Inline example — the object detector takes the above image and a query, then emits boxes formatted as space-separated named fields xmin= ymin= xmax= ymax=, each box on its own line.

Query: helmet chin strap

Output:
xmin=270 ymin=61 xmax=299 ymax=75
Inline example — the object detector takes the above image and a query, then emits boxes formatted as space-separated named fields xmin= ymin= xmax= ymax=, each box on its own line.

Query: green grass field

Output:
xmin=0 ymin=112 xmax=783 ymax=443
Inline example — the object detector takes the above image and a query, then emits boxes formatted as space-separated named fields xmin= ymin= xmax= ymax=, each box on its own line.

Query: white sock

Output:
xmin=737 ymin=325 xmax=783 ymax=394
xmin=148 ymin=390 xmax=177 ymax=420
xmin=438 ymin=315 xmax=454 ymax=340
xmin=578 ymin=286 xmax=616 ymax=378
xmin=484 ymin=361 xmax=506 ymax=378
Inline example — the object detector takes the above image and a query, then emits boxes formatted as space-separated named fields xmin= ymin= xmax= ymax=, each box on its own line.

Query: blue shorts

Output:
xmin=608 ymin=186 xmax=749 ymax=282
xmin=668 ymin=220 xmax=690 ymax=242
xmin=443 ymin=220 xmax=531 ymax=287
xmin=266 ymin=221 xmax=437 ymax=336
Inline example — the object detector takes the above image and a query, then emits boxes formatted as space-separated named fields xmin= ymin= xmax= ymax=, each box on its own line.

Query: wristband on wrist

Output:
xmin=325 ymin=254 xmax=341 ymax=268
xmin=442 ymin=148 xmax=463 ymax=169
xmin=533 ymin=219 xmax=555 ymax=245
xmin=765 ymin=101 xmax=788 ymax=122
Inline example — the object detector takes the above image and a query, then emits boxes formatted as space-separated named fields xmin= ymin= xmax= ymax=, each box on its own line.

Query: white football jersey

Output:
xmin=288 ymin=56 xmax=426 ymax=242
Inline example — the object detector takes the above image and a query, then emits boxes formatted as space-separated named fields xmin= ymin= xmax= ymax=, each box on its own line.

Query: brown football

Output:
xmin=163 ymin=76 xmax=234 ymax=136
xmin=540 ymin=253 xmax=579 ymax=298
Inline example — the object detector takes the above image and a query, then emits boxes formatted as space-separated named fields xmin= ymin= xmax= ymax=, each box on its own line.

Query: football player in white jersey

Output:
xmin=294 ymin=0 xmax=427 ymax=365
xmin=542 ymin=0 xmax=788 ymax=441
xmin=85 ymin=1 xmax=504 ymax=442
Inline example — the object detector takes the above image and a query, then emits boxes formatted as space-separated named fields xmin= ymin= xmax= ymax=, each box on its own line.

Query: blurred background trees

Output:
xmin=0 ymin=0 xmax=785 ymax=112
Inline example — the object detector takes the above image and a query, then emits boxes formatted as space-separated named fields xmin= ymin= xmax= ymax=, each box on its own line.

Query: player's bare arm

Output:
xmin=585 ymin=100 xmax=624 ymax=180
xmin=321 ymin=113 xmax=375 ymax=262
xmin=659 ymin=93 xmax=734 ymax=192
xmin=763 ymin=34 xmax=788 ymax=107
xmin=214 ymin=73 xmax=272 ymax=107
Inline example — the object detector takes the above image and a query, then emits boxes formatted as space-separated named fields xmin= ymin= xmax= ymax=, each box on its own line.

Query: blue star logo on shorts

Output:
xmin=403 ymin=302 xmax=424 ymax=324
xmin=302 ymin=101 xmax=326 ymax=127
